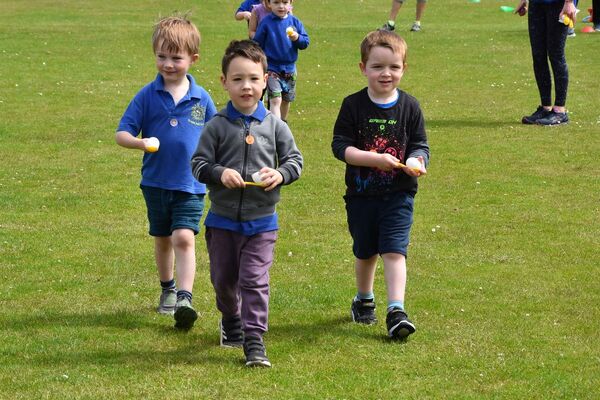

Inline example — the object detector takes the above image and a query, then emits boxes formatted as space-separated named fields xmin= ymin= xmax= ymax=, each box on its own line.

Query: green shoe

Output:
xmin=174 ymin=298 xmax=198 ymax=330
xmin=157 ymin=289 xmax=177 ymax=315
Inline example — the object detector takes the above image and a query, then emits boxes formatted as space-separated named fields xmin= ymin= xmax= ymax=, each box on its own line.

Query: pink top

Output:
xmin=252 ymin=4 xmax=271 ymax=23
xmin=252 ymin=4 xmax=293 ymax=24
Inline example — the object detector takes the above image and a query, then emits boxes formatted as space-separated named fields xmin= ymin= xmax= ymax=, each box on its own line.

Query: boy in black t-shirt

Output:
xmin=331 ymin=30 xmax=429 ymax=340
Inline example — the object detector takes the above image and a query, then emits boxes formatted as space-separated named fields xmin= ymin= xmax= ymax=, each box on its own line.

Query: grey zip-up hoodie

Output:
xmin=191 ymin=109 xmax=303 ymax=222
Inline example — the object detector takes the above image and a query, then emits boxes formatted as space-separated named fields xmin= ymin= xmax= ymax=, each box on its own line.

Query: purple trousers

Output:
xmin=205 ymin=227 xmax=277 ymax=338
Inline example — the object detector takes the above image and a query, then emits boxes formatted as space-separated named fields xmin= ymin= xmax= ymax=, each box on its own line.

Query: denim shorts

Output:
xmin=141 ymin=185 xmax=204 ymax=237
xmin=345 ymin=192 xmax=414 ymax=259
xmin=267 ymin=71 xmax=297 ymax=102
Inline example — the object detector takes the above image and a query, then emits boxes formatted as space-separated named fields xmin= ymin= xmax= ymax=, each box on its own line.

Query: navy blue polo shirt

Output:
xmin=118 ymin=73 xmax=216 ymax=194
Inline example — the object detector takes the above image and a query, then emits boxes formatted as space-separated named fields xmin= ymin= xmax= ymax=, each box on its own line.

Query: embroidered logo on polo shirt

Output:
xmin=189 ymin=104 xmax=206 ymax=126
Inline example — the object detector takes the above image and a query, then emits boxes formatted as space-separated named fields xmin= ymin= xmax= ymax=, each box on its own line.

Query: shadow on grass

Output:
xmin=427 ymin=118 xmax=516 ymax=129
xmin=4 ymin=309 xmax=411 ymax=369
xmin=4 ymin=308 xmax=170 ymax=331
xmin=271 ymin=313 xmax=413 ymax=347
xmin=2 ymin=308 xmax=246 ymax=368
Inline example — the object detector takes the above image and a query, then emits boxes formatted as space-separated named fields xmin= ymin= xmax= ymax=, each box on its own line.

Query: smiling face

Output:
xmin=359 ymin=45 xmax=405 ymax=101
xmin=269 ymin=0 xmax=292 ymax=18
xmin=221 ymin=56 xmax=267 ymax=115
xmin=155 ymin=42 xmax=198 ymax=85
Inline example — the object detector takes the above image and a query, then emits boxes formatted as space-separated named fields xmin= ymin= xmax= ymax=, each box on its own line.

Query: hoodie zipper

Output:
xmin=237 ymin=120 xmax=251 ymax=221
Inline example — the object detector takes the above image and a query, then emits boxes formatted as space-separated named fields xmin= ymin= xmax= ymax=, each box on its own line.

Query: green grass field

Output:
xmin=1 ymin=0 xmax=599 ymax=398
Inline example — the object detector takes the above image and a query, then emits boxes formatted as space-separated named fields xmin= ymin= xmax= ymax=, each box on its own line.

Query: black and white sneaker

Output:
xmin=536 ymin=111 xmax=569 ymax=126
xmin=243 ymin=336 xmax=271 ymax=368
xmin=522 ymin=106 xmax=551 ymax=124
xmin=351 ymin=298 xmax=377 ymax=325
xmin=386 ymin=307 xmax=416 ymax=339
xmin=380 ymin=22 xmax=395 ymax=31
xmin=410 ymin=22 xmax=422 ymax=32
xmin=220 ymin=316 xmax=244 ymax=348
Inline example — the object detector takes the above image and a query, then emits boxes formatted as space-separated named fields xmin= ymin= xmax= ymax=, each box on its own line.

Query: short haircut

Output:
xmin=221 ymin=40 xmax=268 ymax=76
xmin=152 ymin=14 xmax=200 ymax=55
xmin=360 ymin=30 xmax=407 ymax=65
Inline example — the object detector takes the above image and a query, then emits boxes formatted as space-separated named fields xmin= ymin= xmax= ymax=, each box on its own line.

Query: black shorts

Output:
xmin=345 ymin=192 xmax=414 ymax=259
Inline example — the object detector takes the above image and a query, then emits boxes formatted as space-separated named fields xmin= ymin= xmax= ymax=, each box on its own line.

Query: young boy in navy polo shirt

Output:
xmin=191 ymin=40 xmax=302 ymax=367
xmin=253 ymin=0 xmax=309 ymax=122
xmin=116 ymin=14 xmax=216 ymax=330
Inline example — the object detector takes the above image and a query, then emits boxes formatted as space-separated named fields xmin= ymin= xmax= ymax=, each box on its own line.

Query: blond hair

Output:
xmin=152 ymin=14 xmax=200 ymax=55
xmin=360 ymin=30 xmax=407 ymax=65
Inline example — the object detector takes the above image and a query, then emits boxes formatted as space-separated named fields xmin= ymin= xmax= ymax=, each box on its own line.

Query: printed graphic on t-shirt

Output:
xmin=354 ymin=117 xmax=406 ymax=193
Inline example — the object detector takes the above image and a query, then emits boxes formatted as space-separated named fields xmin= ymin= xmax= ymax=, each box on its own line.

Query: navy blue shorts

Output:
xmin=141 ymin=185 xmax=204 ymax=237
xmin=345 ymin=192 xmax=414 ymax=259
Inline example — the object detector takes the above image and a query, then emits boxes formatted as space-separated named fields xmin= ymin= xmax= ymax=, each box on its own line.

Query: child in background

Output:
xmin=248 ymin=0 xmax=292 ymax=39
xmin=381 ymin=0 xmax=427 ymax=32
xmin=253 ymin=0 xmax=309 ymax=122
xmin=235 ymin=0 xmax=261 ymax=22
xmin=191 ymin=40 xmax=303 ymax=367
xmin=249 ymin=0 xmax=271 ymax=39
xmin=331 ymin=30 xmax=429 ymax=340
xmin=115 ymin=14 xmax=216 ymax=330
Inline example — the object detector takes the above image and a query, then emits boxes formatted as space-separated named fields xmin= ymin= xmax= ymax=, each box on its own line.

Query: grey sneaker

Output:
xmin=243 ymin=336 xmax=271 ymax=368
xmin=380 ymin=22 xmax=395 ymax=31
xmin=567 ymin=27 xmax=576 ymax=37
xmin=410 ymin=22 xmax=421 ymax=32
xmin=157 ymin=288 xmax=177 ymax=315
xmin=351 ymin=298 xmax=377 ymax=325
xmin=174 ymin=298 xmax=198 ymax=330
xmin=386 ymin=307 xmax=416 ymax=339
xmin=220 ymin=316 xmax=244 ymax=348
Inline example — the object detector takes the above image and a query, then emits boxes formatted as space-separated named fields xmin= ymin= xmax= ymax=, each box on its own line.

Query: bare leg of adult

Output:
xmin=415 ymin=1 xmax=426 ymax=22
xmin=389 ymin=0 xmax=403 ymax=21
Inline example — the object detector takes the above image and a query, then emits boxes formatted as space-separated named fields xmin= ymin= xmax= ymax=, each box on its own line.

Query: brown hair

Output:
xmin=221 ymin=40 xmax=268 ymax=75
xmin=360 ymin=30 xmax=407 ymax=65
xmin=152 ymin=14 xmax=200 ymax=55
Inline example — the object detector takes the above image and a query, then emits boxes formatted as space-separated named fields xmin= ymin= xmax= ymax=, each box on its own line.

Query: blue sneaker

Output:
xmin=522 ymin=106 xmax=552 ymax=124
xmin=536 ymin=111 xmax=569 ymax=126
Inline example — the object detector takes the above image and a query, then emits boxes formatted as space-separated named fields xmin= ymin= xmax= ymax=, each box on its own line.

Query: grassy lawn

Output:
xmin=1 ymin=0 xmax=599 ymax=398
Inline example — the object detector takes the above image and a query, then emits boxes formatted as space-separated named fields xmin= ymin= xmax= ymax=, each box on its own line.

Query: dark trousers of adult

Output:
xmin=205 ymin=227 xmax=277 ymax=339
xmin=528 ymin=1 xmax=569 ymax=107
xmin=594 ymin=0 xmax=600 ymax=24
